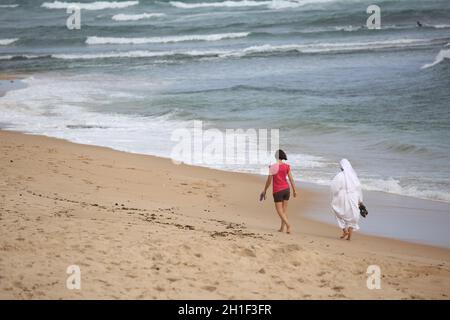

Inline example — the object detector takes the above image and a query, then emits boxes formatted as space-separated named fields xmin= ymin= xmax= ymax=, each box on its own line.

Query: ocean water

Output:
xmin=1 ymin=0 xmax=450 ymax=203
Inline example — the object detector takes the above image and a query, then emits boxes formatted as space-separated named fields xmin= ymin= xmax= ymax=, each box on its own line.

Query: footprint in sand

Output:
xmin=277 ymin=244 xmax=301 ymax=254
xmin=240 ymin=248 xmax=257 ymax=258
xmin=202 ymin=286 xmax=217 ymax=292
xmin=332 ymin=286 xmax=344 ymax=292
xmin=329 ymin=293 xmax=346 ymax=298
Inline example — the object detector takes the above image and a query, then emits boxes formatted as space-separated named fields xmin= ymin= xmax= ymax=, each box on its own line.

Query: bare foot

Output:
xmin=286 ymin=226 xmax=291 ymax=234
xmin=346 ymin=228 xmax=353 ymax=241
xmin=340 ymin=231 xmax=348 ymax=239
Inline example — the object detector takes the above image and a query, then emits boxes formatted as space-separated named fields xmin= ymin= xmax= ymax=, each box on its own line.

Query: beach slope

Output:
xmin=0 ymin=130 xmax=449 ymax=299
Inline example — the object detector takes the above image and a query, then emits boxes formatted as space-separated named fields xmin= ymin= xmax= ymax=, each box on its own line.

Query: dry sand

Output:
xmin=0 ymin=130 xmax=449 ymax=299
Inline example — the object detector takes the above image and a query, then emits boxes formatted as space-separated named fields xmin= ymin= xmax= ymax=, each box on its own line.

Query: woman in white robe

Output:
xmin=331 ymin=159 xmax=363 ymax=240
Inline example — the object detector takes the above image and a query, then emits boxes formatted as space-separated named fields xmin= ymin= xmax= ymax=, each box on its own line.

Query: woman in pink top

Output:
xmin=261 ymin=149 xmax=297 ymax=234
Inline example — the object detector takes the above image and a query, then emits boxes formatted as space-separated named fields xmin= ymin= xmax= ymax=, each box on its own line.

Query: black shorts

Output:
xmin=273 ymin=188 xmax=290 ymax=202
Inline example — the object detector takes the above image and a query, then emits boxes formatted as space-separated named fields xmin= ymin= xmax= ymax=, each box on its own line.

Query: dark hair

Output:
xmin=275 ymin=149 xmax=287 ymax=160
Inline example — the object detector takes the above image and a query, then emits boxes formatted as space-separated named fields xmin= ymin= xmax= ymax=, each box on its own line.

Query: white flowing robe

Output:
xmin=331 ymin=160 xmax=363 ymax=231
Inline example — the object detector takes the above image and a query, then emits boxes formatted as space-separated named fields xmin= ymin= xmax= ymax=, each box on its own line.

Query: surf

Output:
xmin=41 ymin=1 xmax=139 ymax=10
xmin=169 ymin=0 xmax=338 ymax=9
xmin=111 ymin=13 xmax=165 ymax=21
xmin=0 ymin=38 xmax=18 ymax=45
xmin=86 ymin=33 xmax=250 ymax=45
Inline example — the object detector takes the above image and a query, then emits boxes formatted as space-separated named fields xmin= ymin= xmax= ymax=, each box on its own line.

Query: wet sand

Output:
xmin=302 ymin=183 xmax=450 ymax=248
xmin=0 ymin=75 xmax=26 ymax=97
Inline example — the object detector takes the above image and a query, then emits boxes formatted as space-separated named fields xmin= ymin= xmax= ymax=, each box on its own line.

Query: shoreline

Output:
xmin=0 ymin=129 xmax=449 ymax=299
xmin=1 ymin=74 xmax=448 ymax=206
xmin=0 ymin=74 xmax=27 ymax=97
xmin=2 ymin=0 xmax=450 ymax=300
xmin=0 ymin=74 xmax=450 ymax=206
xmin=3 ymin=128 xmax=450 ymax=249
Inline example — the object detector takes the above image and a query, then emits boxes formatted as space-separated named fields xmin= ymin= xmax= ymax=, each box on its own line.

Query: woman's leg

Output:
xmin=346 ymin=227 xmax=353 ymax=240
xmin=283 ymin=200 xmax=289 ymax=216
xmin=278 ymin=220 xmax=285 ymax=232
xmin=340 ymin=228 xmax=348 ymax=239
xmin=278 ymin=200 xmax=289 ymax=232
xmin=275 ymin=202 xmax=291 ymax=234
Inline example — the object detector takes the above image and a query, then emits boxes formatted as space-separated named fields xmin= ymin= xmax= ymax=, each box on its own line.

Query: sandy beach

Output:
xmin=0 ymin=130 xmax=449 ymax=299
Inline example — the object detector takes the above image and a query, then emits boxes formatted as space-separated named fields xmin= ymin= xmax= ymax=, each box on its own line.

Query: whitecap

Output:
xmin=422 ymin=49 xmax=450 ymax=69
xmin=112 ymin=12 xmax=165 ymax=21
xmin=169 ymin=0 xmax=271 ymax=9
xmin=431 ymin=24 xmax=450 ymax=29
xmin=2 ymin=38 xmax=439 ymax=62
xmin=362 ymin=177 xmax=450 ymax=203
xmin=41 ymin=1 xmax=139 ymax=10
xmin=170 ymin=0 xmax=338 ymax=9
xmin=0 ymin=38 xmax=18 ymax=46
xmin=86 ymin=32 xmax=249 ymax=45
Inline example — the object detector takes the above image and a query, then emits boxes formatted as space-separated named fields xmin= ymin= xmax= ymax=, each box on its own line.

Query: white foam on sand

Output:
xmin=41 ymin=1 xmax=138 ymax=10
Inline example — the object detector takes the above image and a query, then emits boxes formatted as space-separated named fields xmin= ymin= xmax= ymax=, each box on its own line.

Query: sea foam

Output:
xmin=0 ymin=38 xmax=18 ymax=45
xmin=431 ymin=24 xmax=450 ymax=29
xmin=422 ymin=49 xmax=450 ymax=69
xmin=2 ymin=75 xmax=450 ymax=204
xmin=169 ymin=0 xmax=336 ymax=9
xmin=169 ymin=0 xmax=271 ymax=9
xmin=41 ymin=1 xmax=139 ymax=10
xmin=86 ymin=32 xmax=249 ymax=44
xmin=218 ymin=38 xmax=433 ymax=57
xmin=112 ymin=13 xmax=165 ymax=21
xmin=1 ymin=38 xmax=438 ymax=61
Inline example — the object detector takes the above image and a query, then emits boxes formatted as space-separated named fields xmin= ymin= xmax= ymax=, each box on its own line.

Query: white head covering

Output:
xmin=340 ymin=159 xmax=361 ymax=193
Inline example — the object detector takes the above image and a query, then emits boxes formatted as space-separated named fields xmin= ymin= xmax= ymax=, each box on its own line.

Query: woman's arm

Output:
xmin=262 ymin=174 xmax=272 ymax=198
xmin=288 ymin=170 xmax=297 ymax=198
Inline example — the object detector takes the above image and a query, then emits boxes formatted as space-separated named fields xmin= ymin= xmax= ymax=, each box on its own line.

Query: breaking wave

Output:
xmin=41 ymin=1 xmax=139 ymax=10
xmin=169 ymin=0 xmax=338 ymax=9
xmin=422 ymin=49 xmax=450 ymax=69
xmin=86 ymin=32 xmax=250 ymax=44
xmin=111 ymin=13 xmax=165 ymax=21
xmin=1 ymin=38 xmax=444 ymax=62
xmin=0 ymin=38 xmax=18 ymax=45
